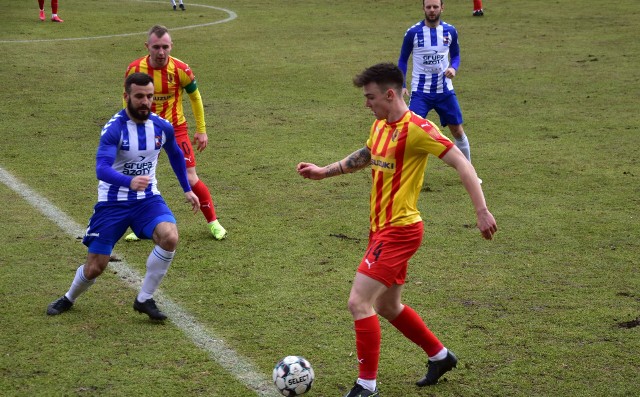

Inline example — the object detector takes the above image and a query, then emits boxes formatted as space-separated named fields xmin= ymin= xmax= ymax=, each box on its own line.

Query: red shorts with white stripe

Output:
xmin=173 ymin=123 xmax=196 ymax=168
xmin=357 ymin=222 xmax=424 ymax=287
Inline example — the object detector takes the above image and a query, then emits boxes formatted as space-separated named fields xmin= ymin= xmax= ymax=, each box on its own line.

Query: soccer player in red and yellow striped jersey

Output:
xmin=124 ymin=25 xmax=226 ymax=241
xmin=297 ymin=63 xmax=496 ymax=396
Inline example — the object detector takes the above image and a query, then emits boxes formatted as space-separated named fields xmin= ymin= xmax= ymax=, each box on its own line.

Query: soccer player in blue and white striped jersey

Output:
xmin=398 ymin=0 xmax=474 ymax=165
xmin=46 ymin=73 xmax=199 ymax=321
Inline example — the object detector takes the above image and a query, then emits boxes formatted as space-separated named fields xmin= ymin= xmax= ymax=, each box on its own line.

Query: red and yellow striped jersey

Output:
xmin=366 ymin=111 xmax=454 ymax=232
xmin=125 ymin=55 xmax=204 ymax=132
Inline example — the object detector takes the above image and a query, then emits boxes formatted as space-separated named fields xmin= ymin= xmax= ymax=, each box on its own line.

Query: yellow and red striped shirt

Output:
xmin=125 ymin=55 xmax=205 ymax=133
xmin=366 ymin=111 xmax=453 ymax=232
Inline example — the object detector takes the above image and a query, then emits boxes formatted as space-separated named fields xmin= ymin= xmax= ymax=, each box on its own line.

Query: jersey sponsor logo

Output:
xmin=154 ymin=95 xmax=172 ymax=101
xmin=371 ymin=157 xmax=396 ymax=172
xmin=121 ymin=139 xmax=130 ymax=151
xmin=123 ymin=160 xmax=153 ymax=175
xmin=422 ymin=50 xmax=445 ymax=65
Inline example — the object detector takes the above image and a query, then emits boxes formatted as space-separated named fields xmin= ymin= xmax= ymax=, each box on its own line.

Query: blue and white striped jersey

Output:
xmin=95 ymin=109 xmax=190 ymax=202
xmin=398 ymin=20 xmax=461 ymax=95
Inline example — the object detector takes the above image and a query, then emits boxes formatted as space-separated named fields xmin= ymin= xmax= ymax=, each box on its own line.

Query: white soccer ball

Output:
xmin=272 ymin=355 xmax=315 ymax=396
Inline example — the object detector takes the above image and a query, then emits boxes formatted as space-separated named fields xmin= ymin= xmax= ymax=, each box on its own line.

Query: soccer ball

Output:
xmin=272 ymin=355 xmax=315 ymax=396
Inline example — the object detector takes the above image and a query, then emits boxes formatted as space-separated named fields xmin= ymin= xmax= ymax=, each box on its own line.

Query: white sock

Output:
xmin=454 ymin=133 xmax=471 ymax=162
xmin=65 ymin=265 xmax=95 ymax=302
xmin=170 ymin=0 xmax=176 ymax=6
xmin=429 ymin=347 xmax=448 ymax=361
xmin=137 ymin=246 xmax=174 ymax=302
xmin=356 ymin=378 xmax=377 ymax=392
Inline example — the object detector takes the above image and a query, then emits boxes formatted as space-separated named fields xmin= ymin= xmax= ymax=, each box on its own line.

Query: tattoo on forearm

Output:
xmin=345 ymin=147 xmax=371 ymax=171
xmin=325 ymin=163 xmax=343 ymax=177
xmin=324 ymin=147 xmax=370 ymax=178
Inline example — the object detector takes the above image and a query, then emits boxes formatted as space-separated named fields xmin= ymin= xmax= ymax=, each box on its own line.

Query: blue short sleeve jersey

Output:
xmin=398 ymin=21 xmax=461 ymax=95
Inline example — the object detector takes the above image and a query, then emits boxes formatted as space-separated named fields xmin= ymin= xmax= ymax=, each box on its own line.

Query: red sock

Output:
xmin=354 ymin=315 xmax=381 ymax=380
xmin=473 ymin=0 xmax=483 ymax=10
xmin=390 ymin=305 xmax=443 ymax=357
xmin=51 ymin=0 xmax=58 ymax=14
xmin=39 ymin=0 xmax=45 ymax=9
xmin=191 ymin=180 xmax=217 ymax=223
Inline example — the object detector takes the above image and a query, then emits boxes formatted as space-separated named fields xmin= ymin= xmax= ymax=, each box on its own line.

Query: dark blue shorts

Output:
xmin=408 ymin=91 xmax=463 ymax=127
xmin=82 ymin=195 xmax=176 ymax=255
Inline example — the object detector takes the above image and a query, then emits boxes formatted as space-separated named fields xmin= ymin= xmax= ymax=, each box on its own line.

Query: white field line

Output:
xmin=0 ymin=166 xmax=279 ymax=396
xmin=0 ymin=1 xmax=238 ymax=44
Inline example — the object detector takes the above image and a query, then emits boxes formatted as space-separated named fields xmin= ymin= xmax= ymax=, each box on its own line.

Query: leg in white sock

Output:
xmin=137 ymin=245 xmax=174 ymax=302
xmin=65 ymin=264 xmax=96 ymax=302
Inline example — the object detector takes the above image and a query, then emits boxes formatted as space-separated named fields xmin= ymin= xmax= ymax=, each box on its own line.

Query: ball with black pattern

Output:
xmin=272 ymin=356 xmax=315 ymax=396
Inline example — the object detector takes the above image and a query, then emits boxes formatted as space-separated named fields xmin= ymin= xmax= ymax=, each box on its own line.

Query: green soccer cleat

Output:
xmin=209 ymin=220 xmax=227 ymax=240
xmin=124 ymin=232 xmax=140 ymax=242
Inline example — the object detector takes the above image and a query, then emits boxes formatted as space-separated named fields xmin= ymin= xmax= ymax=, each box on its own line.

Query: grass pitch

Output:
xmin=1 ymin=0 xmax=639 ymax=396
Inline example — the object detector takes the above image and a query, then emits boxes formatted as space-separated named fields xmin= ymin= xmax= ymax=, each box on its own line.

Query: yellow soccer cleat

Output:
xmin=124 ymin=232 xmax=140 ymax=242
xmin=209 ymin=220 xmax=227 ymax=240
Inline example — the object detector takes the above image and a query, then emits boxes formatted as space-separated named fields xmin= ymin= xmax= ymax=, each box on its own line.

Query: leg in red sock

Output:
xmin=191 ymin=179 xmax=217 ymax=222
xmin=354 ymin=315 xmax=381 ymax=380
xmin=389 ymin=305 xmax=443 ymax=357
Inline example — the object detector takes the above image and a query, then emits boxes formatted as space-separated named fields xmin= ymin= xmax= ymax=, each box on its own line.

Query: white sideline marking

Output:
xmin=0 ymin=1 xmax=238 ymax=44
xmin=0 ymin=166 xmax=279 ymax=397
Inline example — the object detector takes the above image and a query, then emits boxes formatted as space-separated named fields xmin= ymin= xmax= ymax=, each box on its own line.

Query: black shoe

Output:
xmin=344 ymin=382 xmax=379 ymax=397
xmin=416 ymin=350 xmax=458 ymax=387
xmin=133 ymin=298 xmax=167 ymax=320
xmin=473 ymin=9 xmax=484 ymax=16
xmin=173 ymin=4 xmax=177 ymax=10
xmin=179 ymin=3 xmax=185 ymax=10
xmin=47 ymin=296 xmax=73 ymax=315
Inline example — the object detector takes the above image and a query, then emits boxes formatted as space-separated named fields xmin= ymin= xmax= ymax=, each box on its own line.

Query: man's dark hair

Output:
xmin=125 ymin=72 xmax=154 ymax=93
xmin=353 ymin=63 xmax=404 ymax=91
xmin=148 ymin=24 xmax=170 ymax=39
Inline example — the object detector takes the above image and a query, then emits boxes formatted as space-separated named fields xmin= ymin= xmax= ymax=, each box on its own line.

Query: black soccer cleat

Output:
xmin=47 ymin=295 xmax=73 ymax=316
xmin=473 ymin=9 xmax=484 ymax=16
xmin=133 ymin=298 xmax=167 ymax=320
xmin=344 ymin=382 xmax=379 ymax=397
xmin=416 ymin=350 xmax=458 ymax=386
xmin=179 ymin=3 xmax=185 ymax=10
xmin=173 ymin=4 xmax=177 ymax=10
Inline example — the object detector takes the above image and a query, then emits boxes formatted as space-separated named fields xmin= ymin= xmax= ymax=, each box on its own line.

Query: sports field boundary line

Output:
xmin=0 ymin=1 xmax=238 ymax=44
xmin=0 ymin=166 xmax=279 ymax=397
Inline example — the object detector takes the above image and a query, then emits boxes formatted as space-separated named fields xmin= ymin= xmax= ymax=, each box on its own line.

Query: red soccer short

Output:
xmin=173 ymin=123 xmax=196 ymax=168
xmin=357 ymin=222 xmax=424 ymax=287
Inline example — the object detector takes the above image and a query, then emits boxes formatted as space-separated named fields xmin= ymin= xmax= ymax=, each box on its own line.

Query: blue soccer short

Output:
xmin=82 ymin=195 xmax=176 ymax=255
xmin=408 ymin=91 xmax=464 ymax=127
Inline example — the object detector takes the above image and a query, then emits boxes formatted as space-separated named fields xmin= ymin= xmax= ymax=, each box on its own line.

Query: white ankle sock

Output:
xmin=357 ymin=378 xmax=377 ymax=391
xmin=429 ymin=347 xmax=448 ymax=361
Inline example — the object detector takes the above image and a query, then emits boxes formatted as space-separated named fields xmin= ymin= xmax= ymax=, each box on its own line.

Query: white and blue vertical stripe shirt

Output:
xmin=95 ymin=109 xmax=190 ymax=202
xmin=398 ymin=20 xmax=461 ymax=94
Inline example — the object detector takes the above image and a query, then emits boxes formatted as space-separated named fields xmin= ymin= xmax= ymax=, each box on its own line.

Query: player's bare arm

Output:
xmin=343 ymin=146 xmax=371 ymax=173
xmin=184 ymin=191 xmax=200 ymax=213
xmin=193 ymin=132 xmax=208 ymax=152
xmin=441 ymin=147 xmax=497 ymax=240
xmin=297 ymin=147 xmax=371 ymax=180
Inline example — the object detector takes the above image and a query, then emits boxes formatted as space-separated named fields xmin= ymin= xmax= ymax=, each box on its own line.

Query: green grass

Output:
xmin=1 ymin=0 xmax=639 ymax=396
